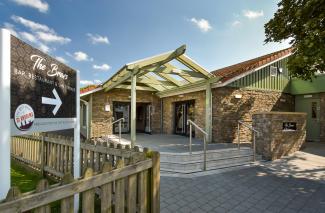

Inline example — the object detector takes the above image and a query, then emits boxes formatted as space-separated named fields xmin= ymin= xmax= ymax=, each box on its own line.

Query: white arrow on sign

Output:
xmin=42 ymin=88 xmax=62 ymax=115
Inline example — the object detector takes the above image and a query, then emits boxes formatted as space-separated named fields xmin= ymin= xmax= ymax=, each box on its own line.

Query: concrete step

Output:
xmin=160 ymin=148 xmax=253 ymax=162
xmin=160 ymin=148 xmax=259 ymax=174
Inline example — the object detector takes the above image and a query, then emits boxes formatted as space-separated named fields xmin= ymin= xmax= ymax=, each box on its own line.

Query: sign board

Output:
xmin=283 ymin=122 xmax=297 ymax=131
xmin=1 ymin=29 xmax=80 ymax=204
xmin=10 ymin=36 xmax=77 ymax=135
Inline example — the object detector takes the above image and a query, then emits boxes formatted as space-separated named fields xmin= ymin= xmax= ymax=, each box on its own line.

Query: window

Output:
xmin=270 ymin=66 xmax=278 ymax=77
xmin=82 ymin=104 xmax=87 ymax=127
xmin=311 ymin=102 xmax=317 ymax=119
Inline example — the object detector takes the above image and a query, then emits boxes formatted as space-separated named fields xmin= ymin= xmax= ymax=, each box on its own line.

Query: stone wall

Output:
xmin=161 ymin=91 xmax=206 ymax=139
xmin=212 ymin=87 xmax=295 ymax=143
xmin=90 ymin=89 xmax=161 ymax=138
xmin=252 ymin=112 xmax=306 ymax=160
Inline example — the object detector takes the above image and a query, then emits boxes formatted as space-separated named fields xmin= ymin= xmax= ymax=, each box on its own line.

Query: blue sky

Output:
xmin=0 ymin=0 xmax=290 ymax=87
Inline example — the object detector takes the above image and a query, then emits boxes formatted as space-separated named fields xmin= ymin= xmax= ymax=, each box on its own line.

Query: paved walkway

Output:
xmin=160 ymin=143 xmax=325 ymax=213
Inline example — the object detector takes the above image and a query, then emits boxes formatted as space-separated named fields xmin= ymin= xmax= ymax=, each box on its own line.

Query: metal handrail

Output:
xmin=187 ymin=119 xmax=208 ymax=171
xmin=237 ymin=120 xmax=260 ymax=161
xmin=111 ymin=118 xmax=125 ymax=143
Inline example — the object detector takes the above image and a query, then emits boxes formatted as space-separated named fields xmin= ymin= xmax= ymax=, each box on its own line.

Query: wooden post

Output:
xmin=61 ymin=173 xmax=74 ymax=213
xmin=151 ymin=151 xmax=160 ymax=213
xmin=34 ymin=179 xmax=50 ymax=213
xmin=205 ymin=81 xmax=212 ymax=143
xmin=115 ymin=160 xmax=125 ymax=213
xmin=126 ymin=157 xmax=137 ymax=213
xmin=130 ymin=67 xmax=138 ymax=148
xmin=40 ymin=136 xmax=45 ymax=177
xmin=82 ymin=168 xmax=95 ymax=213
xmin=101 ymin=162 xmax=113 ymax=213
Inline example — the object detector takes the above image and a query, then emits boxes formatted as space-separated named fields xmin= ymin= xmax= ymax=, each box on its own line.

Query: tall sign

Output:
xmin=10 ymin=36 xmax=77 ymax=135
xmin=0 ymin=29 xmax=80 ymax=202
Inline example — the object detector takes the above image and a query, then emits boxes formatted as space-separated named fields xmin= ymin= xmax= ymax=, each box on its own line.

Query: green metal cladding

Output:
xmin=228 ymin=57 xmax=291 ymax=92
xmin=290 ymin=74 xmax=325 ymax=95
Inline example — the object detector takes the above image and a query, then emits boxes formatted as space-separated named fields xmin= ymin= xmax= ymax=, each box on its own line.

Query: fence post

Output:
xmin=115 ymin=159 xmax=125 ymax=213
xmin=82 ymin=168 xmax=95 ymax=213
xmin=61 ymin=173 xmax=74 ymax=213
xmin=151 ymin=151 xmax=160 ymax=213
xmin=34 ymin=179 xmax=50 ymax=213
xmin=40 ymin=136 xmax=45 ymax=177
xmin=101 ymin=162 xmax=113 ymax=213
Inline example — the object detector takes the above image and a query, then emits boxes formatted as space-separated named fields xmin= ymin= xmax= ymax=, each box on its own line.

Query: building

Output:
xmin=80 ymin=46 xmax=325 ymax=144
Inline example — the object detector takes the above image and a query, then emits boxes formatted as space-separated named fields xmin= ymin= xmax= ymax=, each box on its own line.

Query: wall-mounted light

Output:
xmin=280 ymin=98 xmax=286 ymax=102
xmin=104 ymin=103 xmax=111 ymax=112
xmin=178 ymin=94 xmax=184 ymax=98
xmin=235 ymin=94 xmax=242 ymax=99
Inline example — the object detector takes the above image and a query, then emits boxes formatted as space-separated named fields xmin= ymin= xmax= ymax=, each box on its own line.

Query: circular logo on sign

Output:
xmin=14 ymin=104 xmax=35 ymax=131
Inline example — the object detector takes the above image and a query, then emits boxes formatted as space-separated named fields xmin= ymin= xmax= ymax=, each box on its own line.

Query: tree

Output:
xmin=264 ymin=0 xmax=325 ymax=80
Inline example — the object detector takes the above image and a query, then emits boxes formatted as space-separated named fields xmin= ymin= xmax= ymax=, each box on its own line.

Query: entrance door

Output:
xmin=174 ymin=101 xmax=195 ymax=136
xmin=295 ymin=95 xmax=320 ymax=142
xmin=113 ymin=102 xmax=130 ymax=133
xmin=136 ymin=103 xmax=151 ymax=133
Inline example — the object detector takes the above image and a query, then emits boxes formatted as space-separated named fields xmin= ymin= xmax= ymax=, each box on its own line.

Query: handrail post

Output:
xmin=237 ymin=123 xmax=240 ymax=150
xmin=118 ymin=121 xmax=121 ymax=144
xmin=203 ymin=136 xmax=207 ymax=171
xmin=253 ymin=131 xmax=256 ymax=162
xmin=189 ymin=124 xmax=192 ymax=154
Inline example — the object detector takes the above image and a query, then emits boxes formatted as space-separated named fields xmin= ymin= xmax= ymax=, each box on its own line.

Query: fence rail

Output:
xmin=1 ymin=151 xmax=160 ymax=212
xmin=11 ymin=134 xmax=147 ymax=179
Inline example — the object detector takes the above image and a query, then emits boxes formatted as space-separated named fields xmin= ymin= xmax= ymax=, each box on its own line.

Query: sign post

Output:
xmin=74 ymin=71 xmax=80 ymax=210
xmin=0 ymin=29 xmax=11 ymax=200
xmin=0 ymin=29 xmax=80 ymax=205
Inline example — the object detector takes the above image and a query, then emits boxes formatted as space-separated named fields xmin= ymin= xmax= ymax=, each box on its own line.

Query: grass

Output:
xmin=11 ymin=160 xmax=47 ymax=193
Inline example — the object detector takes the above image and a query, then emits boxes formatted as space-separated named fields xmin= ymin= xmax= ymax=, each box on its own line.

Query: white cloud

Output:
xmin=94 ymin=79 xmax=102 ymax=84
xmin=12 ymin=0 xmax=49 ymax=13
xmin=243 ymin=10 xmax=264 ymax=19
xmin=87 ymin=33 xmax=110 ymax=45
xmin=190 ymin=18 xmax=212 ymax=33
xmin=38 ymin=43 xmax=51 ymax=53
xmin=80 ymin=80 xmax=94 ymax=86
xmin=93 ymin=64 xmax=111 ymax=71
xmin=36 ymin=31 xmax=71 ymax=44
xmin=232 ymin=20 xmax=241 ymax=27
xmin=55 ymin=56 xmax=68 ymax=64
xmin=71 ymin=51 xmax=89 ymax=61
xmin=3 ymin=22 xmax=19 ymax=37
xmin=20 ymin=31 xmax=37 ymax=43
xmin=11 ymin=15 xmax=53 ymax=32
xmin=80 ymin=79 xmax=102 ymax=86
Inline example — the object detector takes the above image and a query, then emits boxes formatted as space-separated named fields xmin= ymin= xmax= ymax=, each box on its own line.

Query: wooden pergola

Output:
xmin=102 ymin=45 xmax=218 ymax=146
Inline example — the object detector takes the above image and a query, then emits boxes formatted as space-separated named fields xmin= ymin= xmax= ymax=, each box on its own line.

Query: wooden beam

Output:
xmin=130 ymin=69 xmax=137 ymax=148
xmin=163 ymin=63 xmax=197 ymax=83
xmin=126 ymin=45 xmax=186 ymax=70
xmin=115 ymin=84 xmax=157 ymax=91
xmin=177 ymin=54 xmax=214 ymax=78
xmin=156 ymin=77 xmax=219 ymax=98
xmin=155 ymin=72 xmax=183 ymax=87
xmin=205 ymin=81 xmax=212 ymax=143
xmin=104 ymin=68 xmax=142 ymax=92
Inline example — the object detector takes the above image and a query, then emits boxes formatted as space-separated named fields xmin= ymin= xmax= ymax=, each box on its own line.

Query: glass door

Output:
xmin=174 ymin=100 xmax=195 ymax=136
xmin=113 ymin=102 xmax=130 ymax=133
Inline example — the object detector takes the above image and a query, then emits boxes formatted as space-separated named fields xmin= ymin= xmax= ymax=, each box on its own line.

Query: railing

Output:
xmin=187 ymin=120 xmax=208 ymax=171
xmin=237 ymin=120 xmax=259 ymax=161
xmin=111 ymin=117 xmax=125 ymax=143
xmin=11 ymin=134 xmax=146 ymax=179
xmin=0 ymin=151 xmax=160 ymax=212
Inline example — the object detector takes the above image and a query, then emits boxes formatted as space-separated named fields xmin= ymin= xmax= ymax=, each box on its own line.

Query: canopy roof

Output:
xmin=102 ymin=45 xmax=216 ymax=96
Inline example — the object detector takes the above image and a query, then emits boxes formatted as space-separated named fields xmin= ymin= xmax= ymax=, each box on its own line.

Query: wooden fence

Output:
xmin=0 ymin=151 xmax=160 ymax=212
xmin=11 ymin=134 xmax=146 ymax=179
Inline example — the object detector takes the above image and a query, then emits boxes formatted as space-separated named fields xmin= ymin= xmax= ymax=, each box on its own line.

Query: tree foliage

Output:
xmin=265 ymin=0 xmax=325 ymax=80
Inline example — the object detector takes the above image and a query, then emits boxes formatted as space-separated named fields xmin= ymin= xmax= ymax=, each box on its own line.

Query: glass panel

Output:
xmin=82 ymin=104 xmax=87 ymax=127
xmin=311 ymin=102 xmax=317 ymax=119
xmin=113 ymin=102 xmax=130 ymax=133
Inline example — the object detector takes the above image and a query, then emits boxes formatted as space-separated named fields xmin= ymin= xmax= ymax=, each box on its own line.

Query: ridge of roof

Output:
xmin=211 ymin=47 xmax=293 ymax=83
